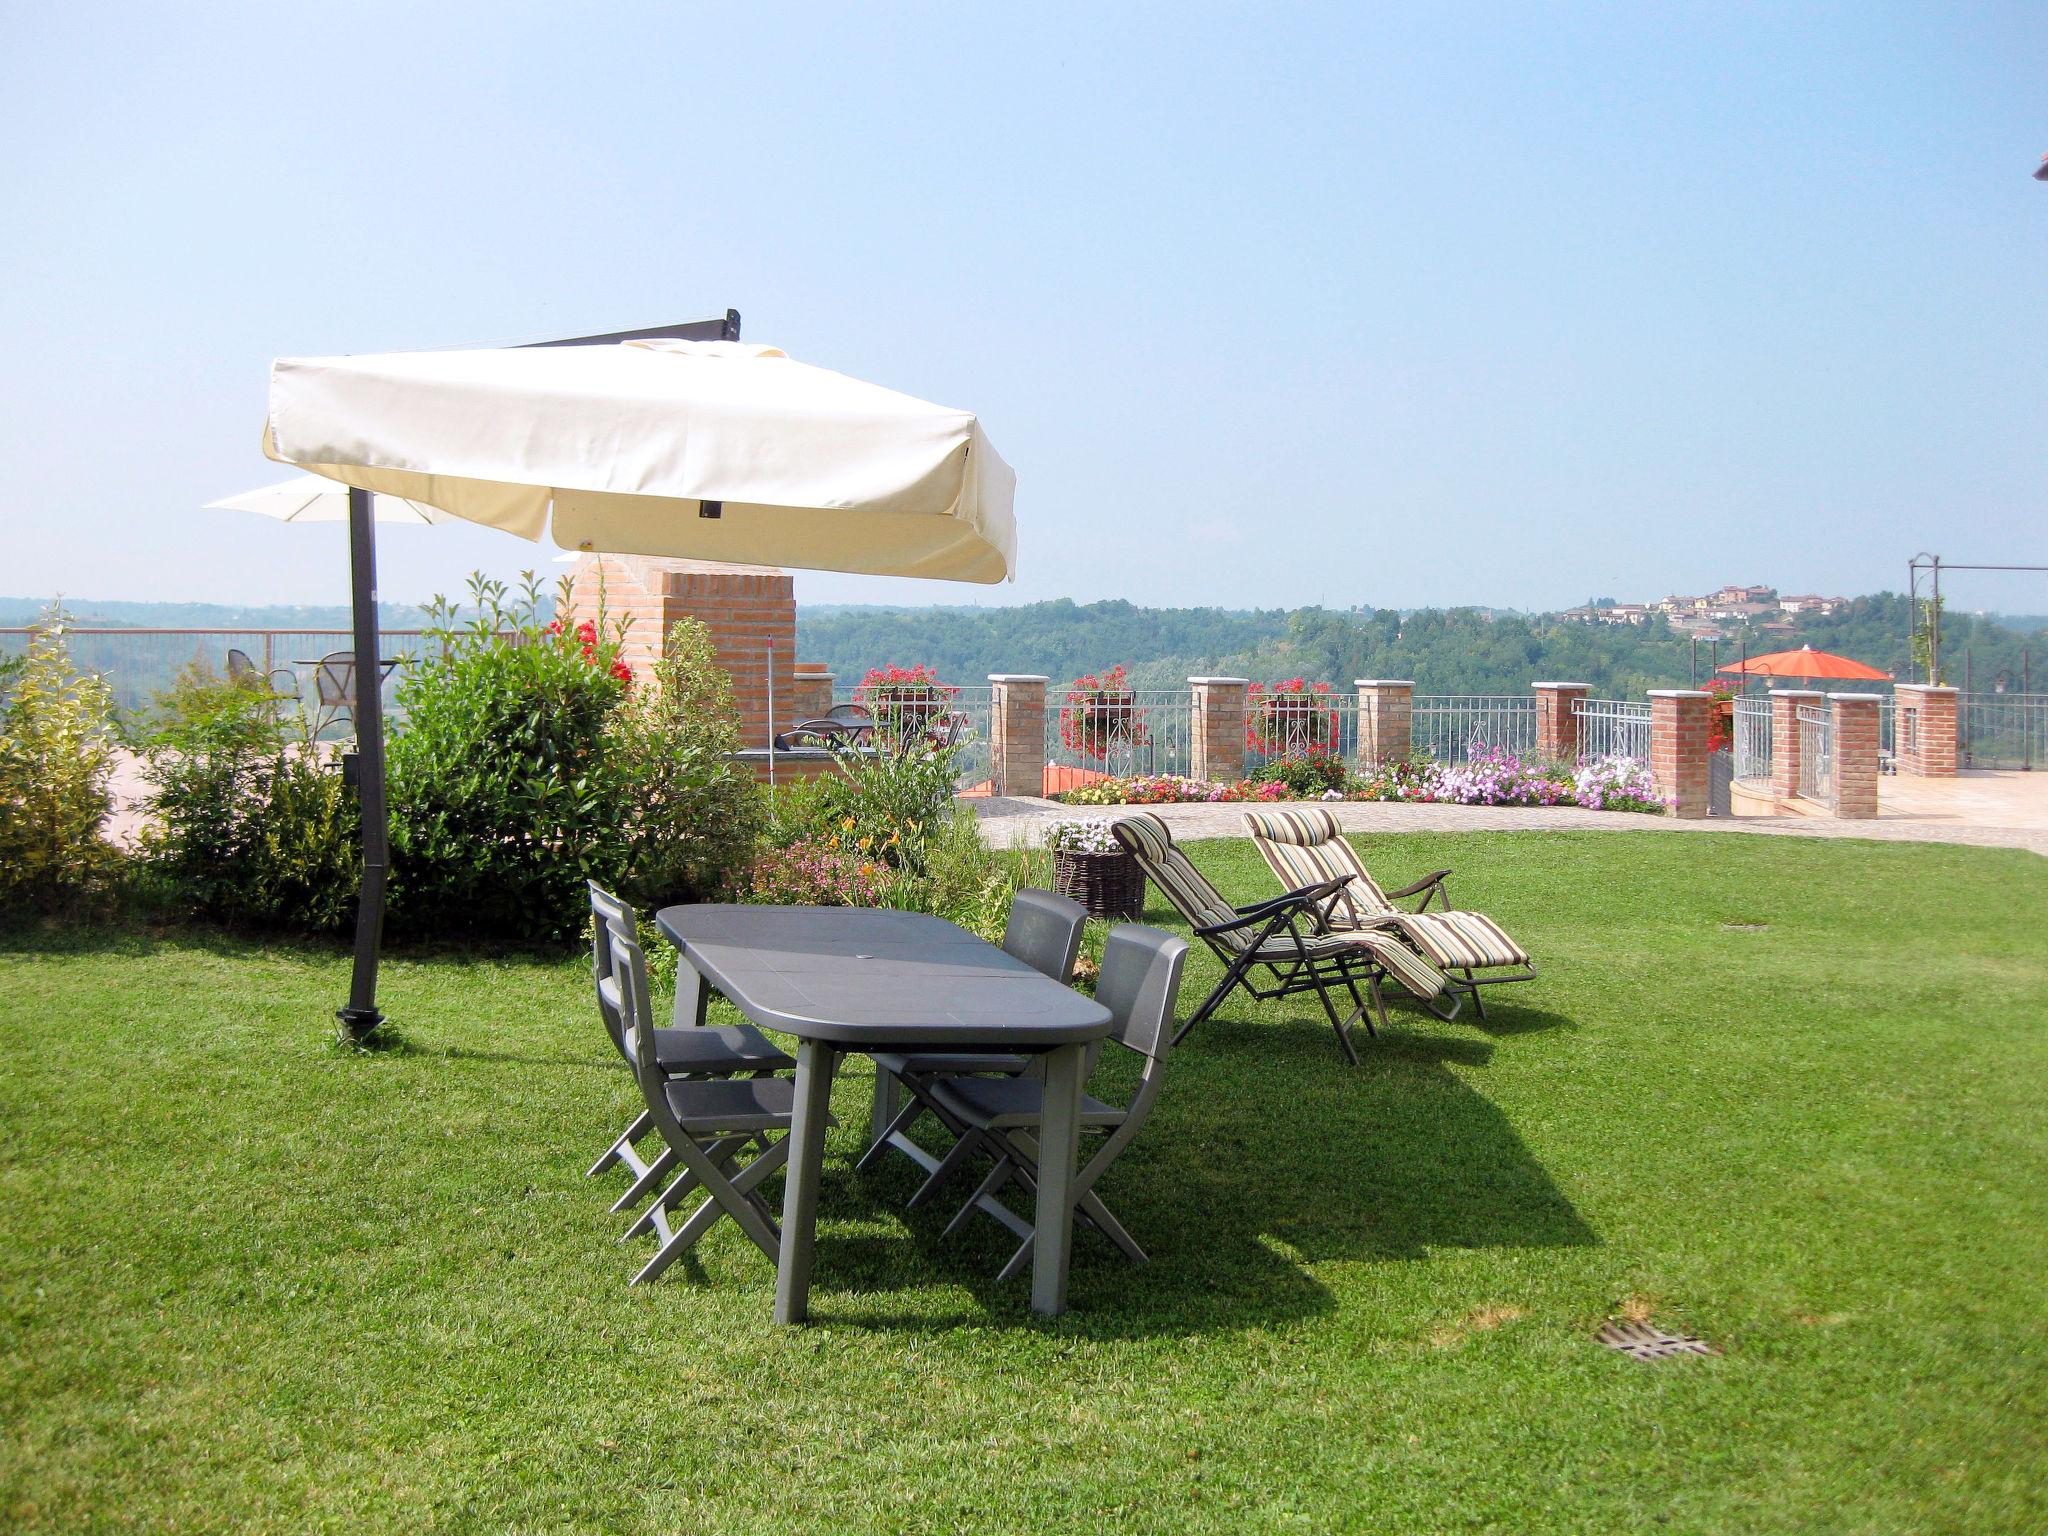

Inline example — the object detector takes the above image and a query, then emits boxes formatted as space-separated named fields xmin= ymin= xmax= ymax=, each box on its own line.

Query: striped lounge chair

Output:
xmin=1110 ymin=811 xmax=1450 ymax=1064
xmin=1241 ymin=807 xmax=1535 ymax=1017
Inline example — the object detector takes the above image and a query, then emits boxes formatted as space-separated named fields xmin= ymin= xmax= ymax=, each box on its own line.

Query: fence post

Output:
xmin=1189 ymin=678 xmax=1248 ymax=783
xmin=788 ymin=666 xmax=835 ymax=722
xmin=1533 ymin=682 xmax=1589 ymax=763
xmin=1648 ymin=689 xmax=1712 ymax=818
xmin=1769 ymin=689 xmax=1822 ymax=809
xmin=988 ymin=675 xmax=1048 ymax=798
xmin=1828 ymin=693 xmax=1881 ymax=819
xmin=1892 ymin=684 xmax=1958 ymax=776
xmin=1353 ymin=680 xmax=1413 ymax=765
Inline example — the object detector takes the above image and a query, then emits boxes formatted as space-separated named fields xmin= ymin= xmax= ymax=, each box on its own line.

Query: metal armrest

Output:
xmin=1387 ymin=870 xmax=1452 ymax=909
xmin=1192 ymin=877 xmax=1350 ymax=937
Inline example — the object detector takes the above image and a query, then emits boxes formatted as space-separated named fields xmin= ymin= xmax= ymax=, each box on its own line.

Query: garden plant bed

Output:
xmin=2 ymin=831 xmax=2044 ymax=1533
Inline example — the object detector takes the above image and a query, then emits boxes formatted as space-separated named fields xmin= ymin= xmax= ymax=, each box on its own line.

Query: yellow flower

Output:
xmin=858 ymin=836 xmax=873 ymax=852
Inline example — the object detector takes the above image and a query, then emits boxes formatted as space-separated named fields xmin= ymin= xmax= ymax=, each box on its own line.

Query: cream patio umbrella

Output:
xmin=256 ymin=321 xmax=1018 ymax=1037
xmin=205 ymin=474 xmax=449 ymax=524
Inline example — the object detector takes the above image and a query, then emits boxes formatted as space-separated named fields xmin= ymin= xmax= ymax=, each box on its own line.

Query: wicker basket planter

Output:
xmin=1053 ymin=847 xmax=1145 ymax=919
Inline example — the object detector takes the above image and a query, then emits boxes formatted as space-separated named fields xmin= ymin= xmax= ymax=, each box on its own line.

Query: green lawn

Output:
xmin=3 ymin=831 xmax=2045 ymax=1534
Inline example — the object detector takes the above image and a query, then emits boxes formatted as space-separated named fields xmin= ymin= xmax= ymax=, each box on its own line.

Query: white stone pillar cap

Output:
xmin=987 ymin=674 xmax=1049 ymax=683
xmin=1646 ymin=689 xmax=1711 ymax=698
xmin=1352 ymin=678 xmax=1415 ymax=688
xmin=1531 ymin=681 xmax=1590 ymax=690
xmin=1826 ymin=692 xmax=1884 ymax=702
xmin=1188 ymin=676 xmax=1250 ymax=685
xmin=1894 ymin=682 xmax=1958 ymax=694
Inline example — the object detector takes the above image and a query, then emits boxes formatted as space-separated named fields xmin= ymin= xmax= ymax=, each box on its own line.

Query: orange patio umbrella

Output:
xmin=1717 ymin=644 xmax=1892 ymax=681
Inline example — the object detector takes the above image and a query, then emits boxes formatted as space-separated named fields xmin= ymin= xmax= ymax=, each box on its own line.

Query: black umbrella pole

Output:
xmin=340 ymin=485 xmax=390 ymax=1040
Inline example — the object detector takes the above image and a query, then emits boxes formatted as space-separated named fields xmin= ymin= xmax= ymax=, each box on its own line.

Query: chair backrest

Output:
xmin=1241 ymin=807 xmax=1391 ymax=917
xmin=314 ymin=652 xmax=357 ymax=710
xmin=588 ymin=882 xmax=640 ymax=1063
xmin=226 ymin=648 xmax=256 ymax=682
xmin=1002 ymin=888 xmax=1087 ymax=983
xmin=1095 ymin=924 xmax=1190 ymax=1063
xmin=607 ymin=928 xmax=685 ymax=1138
xmin=1110 ymin=813 xmax=1246 ymax=950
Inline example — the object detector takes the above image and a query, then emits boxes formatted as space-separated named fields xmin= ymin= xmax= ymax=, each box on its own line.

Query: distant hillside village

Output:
xmin=1561 ymin=584 xmax=1848 ymax=641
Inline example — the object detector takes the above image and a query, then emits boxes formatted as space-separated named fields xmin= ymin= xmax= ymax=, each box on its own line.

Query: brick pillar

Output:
xmin=1355 ymin=680 xmax=1414 ymax=765
xmin=1769 ymin=690 xmax=1822 ymax=808
xmin=1893 ymin=684 xmax=1958 ymax=776
xmin=788 ymin=665 xmax=835 ymax=723
xmin=564 ymin=553 xmax=793 ymax=751
xmin=988 ymin=675 xmax=1048 ymax=798
xmin=1533 ymin=682 xmax=1590 ymax=764
xmin=1829 ymin=693 xmax=1881 ymax=820
xmin=1189 ymin=678 xmax=1248 ymax=783
xmin=1648 ymin=689 xmax=1712 ymax=819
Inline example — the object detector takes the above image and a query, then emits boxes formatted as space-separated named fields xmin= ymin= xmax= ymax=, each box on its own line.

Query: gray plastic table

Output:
xmin=656 ymin=904 xmax=1114 ymax=1321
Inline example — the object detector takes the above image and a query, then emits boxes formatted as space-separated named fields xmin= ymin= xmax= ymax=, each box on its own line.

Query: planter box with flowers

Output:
xmin=1059 ymin=664 xmax=1149 ymax=764
xmin=1044 ymin=817 xmax=1145 ymax=919
xmin=853 ymin=663 xmax=959 ymax=747
xmin=1247 ymin=679 xmax=1339 ymax=758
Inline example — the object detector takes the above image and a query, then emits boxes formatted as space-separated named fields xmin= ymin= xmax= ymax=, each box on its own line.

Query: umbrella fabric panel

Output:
xmin=1718 ymin=645 xmax=1891 ymax=681
xmin=205 ymin=475 xmax=449 ymax=525
xmin=263 ymin=340 xmax=1016 ymax=582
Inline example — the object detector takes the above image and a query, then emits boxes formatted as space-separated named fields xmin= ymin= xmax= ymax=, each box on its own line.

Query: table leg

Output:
xmin=775 ymin=1039 xmax=838 ymax=1325
xmin=1031 ymin=1042 xmax=1085 ymax=1318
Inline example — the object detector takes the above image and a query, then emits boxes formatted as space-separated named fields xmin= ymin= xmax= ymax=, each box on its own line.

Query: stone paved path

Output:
xmin=968 ymin=769 xmax=2048 ymax=857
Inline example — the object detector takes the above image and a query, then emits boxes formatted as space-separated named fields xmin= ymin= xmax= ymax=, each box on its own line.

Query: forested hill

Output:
xmin=799 ymin=594 xmax=2041 ymax=695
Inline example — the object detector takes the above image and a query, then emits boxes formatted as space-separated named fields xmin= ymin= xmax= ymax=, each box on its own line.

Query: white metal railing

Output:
xmin=1411 ymin=695 xmax=1538 ymax=763
xmin=1733 ymin=696 xmax=1772 ymax=781
xmin=1573 ymin=697 xmax=1652 ymax=763
xmin=1045 ymin=687 xmax=1196 ymax=782
xmin=1797 ymin=703 xmax=1832 ymax=802
xmin=1959 ymin=690 xmax=2046 ymax=771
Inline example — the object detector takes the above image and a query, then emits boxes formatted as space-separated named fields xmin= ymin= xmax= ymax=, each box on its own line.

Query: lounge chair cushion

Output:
xmin=1373 ymin=910 xmax=1528 ymax=970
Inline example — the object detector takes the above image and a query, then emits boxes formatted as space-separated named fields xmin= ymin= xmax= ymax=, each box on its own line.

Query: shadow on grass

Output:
xmin=780 ymin=1007 xmax=1595 ymax=1338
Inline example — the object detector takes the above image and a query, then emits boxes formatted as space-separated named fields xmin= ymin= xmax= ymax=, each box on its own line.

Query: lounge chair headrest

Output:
xmin=1242 ymin=807 xmax=1342 ymax=846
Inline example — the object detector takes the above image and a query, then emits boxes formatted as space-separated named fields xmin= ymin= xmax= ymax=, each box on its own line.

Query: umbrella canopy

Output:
xmin=1718 ymin=644 xmax=1892 ymax=681
xmin=205 ymin=474 xmax=449 ymax=525
xmin=263 ymin=339 xmax=1016 ymax=583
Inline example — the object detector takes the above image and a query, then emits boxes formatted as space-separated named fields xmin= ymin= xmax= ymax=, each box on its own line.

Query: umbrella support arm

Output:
xmin=339 ymin=484 xmax=390 ymax=1041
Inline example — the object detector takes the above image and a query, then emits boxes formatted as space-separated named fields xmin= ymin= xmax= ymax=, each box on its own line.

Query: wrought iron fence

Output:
xmin=1797 ymin=703 xmax=1832 ymax=802
xmin=1573 ymin=698 xmax=1652 ymax=763
xmin=1044 ymin=687 xmax=1197 ymax=785
xmin=0 ymin=626 xmax=444 ymax=721
xmin=1958 ymin=690 xmax=2046 ymax=770
xmin=1411 ymin=695 xmax=1537 ymax=763
xmin=1733 ymin=696 xmax=1772 ymax=782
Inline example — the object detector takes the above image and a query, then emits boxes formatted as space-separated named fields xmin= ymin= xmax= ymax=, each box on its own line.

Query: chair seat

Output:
xmin=1248 ymin=926 xmax=1447 ymax=998
xmin=653 ymin=1023 xmax=793 ymax=1076
xmin=871 ymin=1049 xmax=1031 ymax=1079
xmin=1368 ymin=910 xmax=1528 ymax=969
xmin=662 ymin=1075 xmax=812 ymax=1135
xmin=929 ymin=1074 xmax=1125 ymax=1132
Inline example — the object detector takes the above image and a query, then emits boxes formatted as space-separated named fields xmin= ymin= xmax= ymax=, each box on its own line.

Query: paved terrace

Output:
xmin=968 ymin=769 xmax=2048 ymax=857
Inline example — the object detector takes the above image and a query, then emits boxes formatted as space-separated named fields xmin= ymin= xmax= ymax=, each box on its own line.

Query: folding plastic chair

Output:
xmin=584 ymin=884 xmax=793 ymax=1215
xmin=926 ymin=924 xmax=1190 ymax=1281
xmin=607 ymin=927 xmax=822 ymax=1285
xmin=855 ymin=889 xmax=1087 ymax=1197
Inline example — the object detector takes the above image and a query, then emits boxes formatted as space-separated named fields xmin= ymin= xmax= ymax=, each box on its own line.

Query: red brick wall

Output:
xmin=1190 ymin=678 xmax=1248 ymax=783
xmin=1356 ymin=680 xmax=1413 ymax=765
xmin=1533 ymin=683 xmax=1589 ymax=764
xmin=1649 ymin=690 xmax=1710 ymax=818
xmin=988 ymin=676 xmax=1048 ymax=798
xmin=1829 ymin=694 xmax=1881 ymax=819
xmin=1894 ymin=685 xmax=1958 ymax=777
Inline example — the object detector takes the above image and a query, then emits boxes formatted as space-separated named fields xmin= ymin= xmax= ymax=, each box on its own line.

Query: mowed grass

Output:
xmin=2 ymin=830 xmax=2045 ymax=1534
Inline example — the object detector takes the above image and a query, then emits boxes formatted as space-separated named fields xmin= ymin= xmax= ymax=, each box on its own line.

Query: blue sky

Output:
xmin=3 ymin=2 xmax=2044 ymax=615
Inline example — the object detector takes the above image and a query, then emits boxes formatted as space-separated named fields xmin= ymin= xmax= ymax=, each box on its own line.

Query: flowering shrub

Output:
xmin=1058 ymin=665 xmax=1148 ymax=761
xmin=1250 ymin=751 xmax=1348 ymax=797
xmin=1422 ymin=747 xmax=1573 ymax=807
xmin=1702 ymin=677 xmax=1738 ymax=753
xmin=745 ymin=836 xmax=893 ymax=906
xmin=853 ymin=663 xmax=958 ymax=746
xmin=543 ymin=616 xmax=634 ymax=687
xmin=1043 ymin=817 xmax=1122 ymax=854
xmin=1057 ymin=774 xmax=1289 ymax=806
xmin=1573 ymin=754 xmax=1663 ymax=813
xmin=1350 ymin=756 xmax=1434 ymax=802
xmin=1246 ymin=679 xmax=1338 ymax=756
